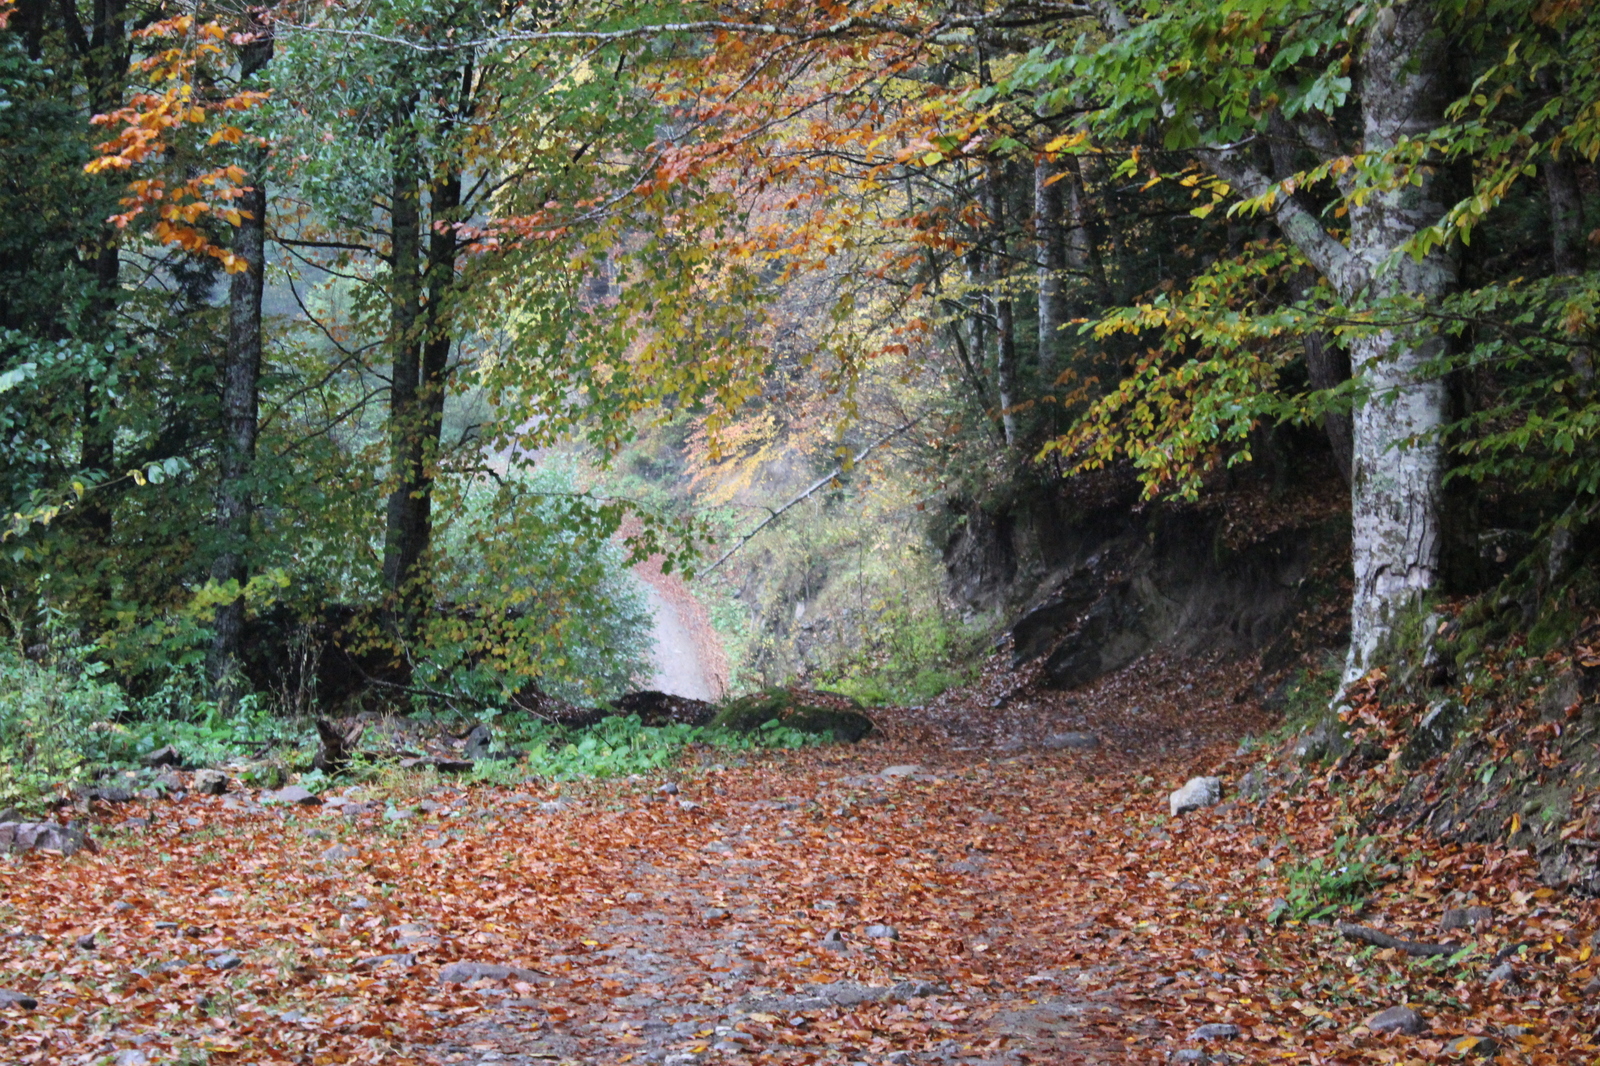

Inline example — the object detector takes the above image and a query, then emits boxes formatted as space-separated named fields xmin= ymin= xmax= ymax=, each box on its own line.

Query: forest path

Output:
xmin=8 ymin=654 xmax=1595 ymax=1065
xmin=633 ymin=556 xmax=728 ymax=702
xmin=640 ymin=582 xmax=715 ymax=702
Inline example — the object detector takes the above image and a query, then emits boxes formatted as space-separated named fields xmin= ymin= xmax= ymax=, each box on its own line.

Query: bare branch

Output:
xmin=703 ymin=415 xmax=927 ymax=575
xmin=1196 ymin=147 xmax=1365 ymax=296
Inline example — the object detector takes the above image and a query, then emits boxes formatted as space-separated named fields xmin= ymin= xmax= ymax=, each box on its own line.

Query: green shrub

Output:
xmin=0 ymin=643 xmax=127 ymax=808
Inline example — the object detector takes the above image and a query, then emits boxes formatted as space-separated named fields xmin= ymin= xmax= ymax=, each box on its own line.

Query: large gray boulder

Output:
xmin=0 ymin=821 xmax=92 ymax=856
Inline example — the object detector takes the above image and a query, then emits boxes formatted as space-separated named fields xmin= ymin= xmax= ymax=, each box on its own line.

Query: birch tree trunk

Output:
xmin=208 ymin=14 xmax=274 ymax=700
xmin=1342 ymin=0 xmax=1458 ymax=677
xmin=1196 ymin=0 xmax=1458 ymax=680
xmin=1034 ymin=159 xmax=1066 ymax=385
xmin=987 ymin=169 xmax=1018 ymax=446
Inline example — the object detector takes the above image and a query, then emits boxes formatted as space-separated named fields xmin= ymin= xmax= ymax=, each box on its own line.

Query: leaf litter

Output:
xmin=1 ymin=652 xmax=1596 ymax=1065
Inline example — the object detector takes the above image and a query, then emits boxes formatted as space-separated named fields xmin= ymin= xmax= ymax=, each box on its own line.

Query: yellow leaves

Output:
xmin=1044 ymin=131 xmax=1088 ymax=154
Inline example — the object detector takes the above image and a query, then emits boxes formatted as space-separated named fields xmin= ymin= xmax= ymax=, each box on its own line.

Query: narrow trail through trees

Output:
xmin=2 ymin=655 xmax=1595 ymax=1065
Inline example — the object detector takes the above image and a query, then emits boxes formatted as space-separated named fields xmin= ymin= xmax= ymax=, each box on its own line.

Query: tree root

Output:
xmin=1335 ymin=922 xmax=1461 ymax=957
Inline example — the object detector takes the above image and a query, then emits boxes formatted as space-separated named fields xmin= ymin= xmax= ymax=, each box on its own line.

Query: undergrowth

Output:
xmin=479 ymin=712 xmax=830 ymax=781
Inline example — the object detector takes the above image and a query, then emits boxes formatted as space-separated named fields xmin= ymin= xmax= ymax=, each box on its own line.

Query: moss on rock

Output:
xmin=709 ymin=688 xmax=874 ymax=743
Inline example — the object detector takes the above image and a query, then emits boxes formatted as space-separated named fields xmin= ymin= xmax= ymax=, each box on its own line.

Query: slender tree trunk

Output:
xmin=208 ymin=14 xmax=274 ymax=701
xmin=64 ymin=0 xmax=128 ymax=554
xmin=402 ymin=168 xmax=462 ymax=588
xmin=1063 ymin=157 xmax=1110 ymax=309
xmin=987 ymin=170 xmax=1017 ymax=446
xmin=1034 ymin=158 xmax=1066 ymax=385
xmin=1343 ymin=0 xmax=1458 ymax=678
xmin=1305 ymin=330 xmax=1354 ymax=484
xmin=382 ymin=109 xmax=425 ymax=625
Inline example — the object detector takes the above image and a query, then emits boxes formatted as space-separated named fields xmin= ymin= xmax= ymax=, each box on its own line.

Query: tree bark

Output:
xmin=1196 ymin=1 xmax=1457 ymax=680
xmin=1034 ymin=158 xmax=1067 ymax=384
xmin=1304 ymin=329 xmax=1354 ymax=484
xmin=382 ymin=106 xmax=425 ymax=624
xmin=62 ymin=0 xmax=129 ymax=552
xmin=209 ymin=13 xmax=275 ymax=702
xmin=986 ymin=168 xmax=1017 ymax=446
xmin=1063 ymin=157 xmax=1110 ymax=309
xmin=1342 ymin=0 xmax=1458 ymax=677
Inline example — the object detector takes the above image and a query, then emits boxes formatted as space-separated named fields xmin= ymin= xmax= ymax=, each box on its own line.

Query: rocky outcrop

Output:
xmin=944 ymin=481 xmax=1349 ymax=690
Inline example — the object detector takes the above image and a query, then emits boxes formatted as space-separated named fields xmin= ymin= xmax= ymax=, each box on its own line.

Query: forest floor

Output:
xmin=1 ymin=654 xmax=1596 ymax=1066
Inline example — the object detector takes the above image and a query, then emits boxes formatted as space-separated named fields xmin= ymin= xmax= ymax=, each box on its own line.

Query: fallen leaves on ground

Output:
xmin=2 ymin=654 xmax=1597 ymax=1065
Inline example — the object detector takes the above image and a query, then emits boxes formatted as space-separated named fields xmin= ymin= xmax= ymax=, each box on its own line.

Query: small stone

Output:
xmin=1191 ymin=1023 xmax=1239 ymax=1040
xmin=438 ymin=961 xmax=542 ymax=985
xmin=266 ymin=785 xmax=319 ymax=806
xmin=623 ymin=892 xmax=645 ymax=903
xmin=1043 ymin=732 xmax=1100 ymax=750
xmin=663 ymin=1054 xmax=702 ymax=1066
xmin=321 ymin=844 xmax=360 ymax=861
xmin=678 ymin=800 xmax=700 ymax=811
xmin=660 ymin=782 xmax=680 ymax=795
xmin=1485 ymin=961 xmax=1515 ymax=984
xmin=354 ymin=952 xmax=416 ymax=970
xmin=113 ymin=1050 xmax=149 ymax=1066
xmin=886 ymin=1053 xmax=911 ymax=1066
xmin=880 ymin=765 xmax=923 ymax=778
xmin=1446 ymin=1035 xmax=1498 ymax=1057
xmin=863 ymin=924 xmax=899 ymax=940
xmin=75 ymin=933 xmax=95 ymax=950
xmin=1169 ymin=777 xmax=1222 ymax=817
xmin=1172 ymin=1051 xmax=1208 ymax=1064
xmin=385 ymin=806 xmax=415 ymax=822
xmin=207 ymin=953 xmax=242 ymax=971
xmin=112 ymin=901 xmax=132 ymax=913
xmin=0 ymin=820 xmax=93 ymax=856
xmin=1440 ymin=906 xmax=1495 ymax=932
xmin=0 ymin=988 xmax=38 ymax=1010
xmin=538 ymin=801 xmax=566 ymax=813
xmin=1367 ymin=1005 xmax=1425 ymax=1035
xmin=703 ymin=908 xmax=730 ymax=921
xmin=977 ymin=812 xmax=1006 ymax=825
xmin=192 ymin=769 xmax=228 ymax=796
xmin=820 ymin=929 xmax=847 ymax=951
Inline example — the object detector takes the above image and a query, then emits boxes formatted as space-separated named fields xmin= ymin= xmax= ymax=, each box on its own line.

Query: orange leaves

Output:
xmin=86 ymin=18 xmax=268 ymax=271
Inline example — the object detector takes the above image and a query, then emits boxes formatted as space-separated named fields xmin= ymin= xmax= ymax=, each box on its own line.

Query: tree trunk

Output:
xmin=1063 ymin=157 xmax=1110 ymax=309
xmin=382 ymin=109 xmax=425 ymax=625
xmin=1034 ymin=158 xmax=1066 ymax=384
xmin=1343 ymin=0 xmax=1458 ymax=677
xmin=405 ymin=168 xmax=463 ymax=591
xmin=208 ymin=14 xmax=274 ymax=702
xmin=64 ymin=0 xmax=129 ymax=555
xmin=1304 ymin=329 xmax=1354 ymax=484
xmin=986 ymin=169 xmax=1017 ymax=446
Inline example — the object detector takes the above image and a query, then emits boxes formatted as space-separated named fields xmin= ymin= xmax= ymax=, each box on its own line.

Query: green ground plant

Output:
xmin=1274 ymin=834 xmax=1386 ymax=923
